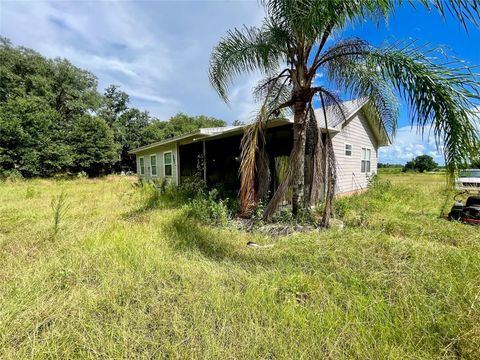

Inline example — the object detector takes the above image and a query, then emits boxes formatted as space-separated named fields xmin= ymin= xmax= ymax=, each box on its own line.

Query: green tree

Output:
xmin=403 ymin=155 xmax=439 ymax=173
xmin=139 ymin=113 xmax=226 ymax=145
xmin=50 ymin=59 xmax=100 ymax=123
xmin=98 ymin=85 xmax=129 ymax=127
xmin=0 ymin=39 xmax=228 ymax=177
xmin=118 ymin=108 xmax=151 ymax=170
xmin=0 ymin=39 xmax=104 ymax=177
xmin=163 ymin=113 xmax=226 ymax=139
xmin=70 ymin=116 xmax=118 ymax=177
xmin=0 ymin=37 xmax=53 ymax=102
xmin=140 ymin=120 xmax=168 ymax=145
xmin=0 ymin=97 xmax=72 ymax=177
xmin=232 ymin=120 xmax=246 ymax=126
xmin=471 ymin=147 xmax=480 ymax=168
xmin=209 ymin=0 xmax=480 ymax=224
xmin=97 ymin=85 xmax=154 ymax=171
xmin=378 ymin=163 xmax=403 ymax=168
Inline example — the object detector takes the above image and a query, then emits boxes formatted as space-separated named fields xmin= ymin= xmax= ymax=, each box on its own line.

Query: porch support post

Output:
xmin=176 ymin=142 xmax=180 ymax=186
xmin=203 ymin=140 xmax=207 ymax=183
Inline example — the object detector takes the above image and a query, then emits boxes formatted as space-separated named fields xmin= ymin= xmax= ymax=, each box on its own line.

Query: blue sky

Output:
xmin=1 ymin=1 xmax=479 ymax=164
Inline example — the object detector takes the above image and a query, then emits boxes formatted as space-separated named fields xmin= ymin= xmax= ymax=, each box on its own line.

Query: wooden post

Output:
xmin=203 ymin=140 xmax=207 ymax=183
xmin=176 ymin=143 xmax=180 ymax=186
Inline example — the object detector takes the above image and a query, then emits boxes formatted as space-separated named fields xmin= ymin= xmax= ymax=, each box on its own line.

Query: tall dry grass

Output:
xmin=0 ymin=173 xmax=478 ymax=359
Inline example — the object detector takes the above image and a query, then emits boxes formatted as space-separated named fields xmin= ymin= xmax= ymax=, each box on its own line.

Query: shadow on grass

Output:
xmin=121 ymin=201 xmax=182 ymax=222
xmin=164 ymin=212 xmax=279 ymax=268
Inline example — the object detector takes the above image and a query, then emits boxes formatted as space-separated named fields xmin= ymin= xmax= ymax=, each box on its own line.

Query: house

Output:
xmin=129 ymin=99 xmax=391 ymax=197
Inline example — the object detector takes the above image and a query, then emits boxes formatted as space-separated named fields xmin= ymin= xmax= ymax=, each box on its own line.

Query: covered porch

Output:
xmin=177 ymin=123 xmax=327 ymax=198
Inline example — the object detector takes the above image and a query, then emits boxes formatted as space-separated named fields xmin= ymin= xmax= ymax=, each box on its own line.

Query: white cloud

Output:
xmin=379 ymin=125 xmax=445 ymax=164
xmin=0 ymin=0 xmax=264 ymax=122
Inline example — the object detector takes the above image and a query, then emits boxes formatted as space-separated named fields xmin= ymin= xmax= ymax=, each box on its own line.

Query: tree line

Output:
xmin=0 ymin=38 xmax=225 ymax=178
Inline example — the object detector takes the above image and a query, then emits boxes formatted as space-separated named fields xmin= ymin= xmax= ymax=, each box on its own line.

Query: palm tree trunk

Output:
xmin=322 ymin=134 xmax=336 ymax=227
xmin=291 ymin=100 xmax=307 ymax=217
xmin=307 ymin=108 xmax=326 ymax=207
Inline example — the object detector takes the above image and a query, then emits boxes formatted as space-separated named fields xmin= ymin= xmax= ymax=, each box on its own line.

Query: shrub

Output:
xmin=333 ymin=199 xmax=349 ymax=218
xmin=136 ymin=179 xmax=164 ymax=209
xmin=134 ymin=177 xmax=236 ymax=226
xmin=0 ymin=169 xmax=23 ymax=182
xmin=135 ymin=177 xmax=205 ymax=210
xmin=176 ymin=176 xmax=206 ymax=200
xmin=186 ymin=189 xmax=230 ymax=226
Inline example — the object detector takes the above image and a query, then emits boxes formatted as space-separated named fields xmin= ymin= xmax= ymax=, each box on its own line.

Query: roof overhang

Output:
xmin=128 ymin=130 xmax=207 ymax=154
xmin=129 ymin=98 xmax=391 ymax=154
xmin=128 ymin=126 xmax=243 ymax=154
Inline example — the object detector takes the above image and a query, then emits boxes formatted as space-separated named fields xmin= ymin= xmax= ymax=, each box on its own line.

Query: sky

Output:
xmin=1 ymin=0 xmax=479 ymax=164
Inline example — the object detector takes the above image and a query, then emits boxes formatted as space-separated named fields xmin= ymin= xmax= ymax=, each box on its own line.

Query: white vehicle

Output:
xmin=455 ymin=169 xmax=480 ymax=191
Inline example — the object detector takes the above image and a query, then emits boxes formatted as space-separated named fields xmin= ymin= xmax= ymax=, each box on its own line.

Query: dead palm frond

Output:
xmin=239 ymin=105 xmax=270 ymax=217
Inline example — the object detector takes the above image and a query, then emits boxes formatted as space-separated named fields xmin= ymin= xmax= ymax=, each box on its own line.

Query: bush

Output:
xmin=134 ymin=177 xmax=235 ymax=226
xmin=176 ymin=176 xmax=206 ymax=200
xmin=135 ymin=179 xmax=164 ymax=209
xmin=0 ymin=169 xmax=23 ymax=182
xmin=186 ymin=189 xmax=231 ymax=226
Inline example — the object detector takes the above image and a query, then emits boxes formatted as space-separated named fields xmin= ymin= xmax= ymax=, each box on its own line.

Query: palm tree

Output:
xmin=209 ymin=0 xmax=480 ymax=224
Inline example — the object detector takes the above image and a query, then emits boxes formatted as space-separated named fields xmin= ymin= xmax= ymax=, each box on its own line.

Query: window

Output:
xmin=361 ymin=147 xmax=371 ymax=173
xmin=460 ymin=169 xmax=480 ymax=178
xmin=139 ymin=157 xmax=145 ymax=175
xmin=345 ymin=144 xmax=352 ymax=156
xmin=150 ymin=155 xmax=157 ymax=176
xmin=164 ymin=151 xmax=172 ymax=177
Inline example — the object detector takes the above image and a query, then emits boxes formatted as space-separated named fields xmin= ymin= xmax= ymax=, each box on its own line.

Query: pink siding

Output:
xmin=331 ymin=110 xmax=379 ymax=194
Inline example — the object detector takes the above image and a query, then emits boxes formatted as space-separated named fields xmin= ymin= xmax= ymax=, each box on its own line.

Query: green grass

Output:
xmin=1 ymin=174 xmax=479 ymax=359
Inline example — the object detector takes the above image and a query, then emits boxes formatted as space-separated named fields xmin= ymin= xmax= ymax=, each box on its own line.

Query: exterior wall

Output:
xmin=331 ymin=110 xmax=379 ymax=194
xmin=135 ymin=142 xmax=179 ymax=185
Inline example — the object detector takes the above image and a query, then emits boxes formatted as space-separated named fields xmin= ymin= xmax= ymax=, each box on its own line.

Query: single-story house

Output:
xmin=129 ymin=98 xmax=391 ymax=197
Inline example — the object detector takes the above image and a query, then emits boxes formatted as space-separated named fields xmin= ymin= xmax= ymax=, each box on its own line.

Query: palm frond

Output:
xmin=316 ymin=38 xmax=370 ymax=67
xmin=260 ymin=0 xmax=392 ymax=42
xmin=262 ymin=0 xmax=480 ymax=34
xmin=320 ymin=38 xmax=400 ymax=136
xmin=253 ymin=71 xmax=293 ymax=117
xmin=239 ymin=103 xmax=271 ymax=217
xmin=323 ymin=39 xmax=480 ymax=171
xmin=209 ymin=25 xmax=286 ymax=103
xmin=312 ymin=86 xmax=349 ymax=127
xmin=263 ymin=136 xmax=298 ymax=221
xmin=368 ymin=43 xmax=480 ymax=172
xmin=415 ymin=0 xmax=480 ymax=30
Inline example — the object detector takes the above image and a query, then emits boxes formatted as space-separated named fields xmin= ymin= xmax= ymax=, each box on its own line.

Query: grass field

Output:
xmin=1 ymin=173 xmax=479 ymax=359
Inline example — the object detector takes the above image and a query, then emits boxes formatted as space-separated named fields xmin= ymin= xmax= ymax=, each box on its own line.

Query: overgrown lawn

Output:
xmin=0 ymin=173 xmax=478 ymax=359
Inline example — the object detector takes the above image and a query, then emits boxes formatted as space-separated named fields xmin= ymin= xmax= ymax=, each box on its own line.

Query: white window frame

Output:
xmin=345 ymin=143 xmax=352 ymax=156
xmin=139 ymin=156 xmax=145 ymax=175
xmin=361 ymin=147 xmax=371 ymax=173
xmin=150 ymin=154 xmax=157 ymax=176
xmin=163 ymin=151 xmax=173 ymax=177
